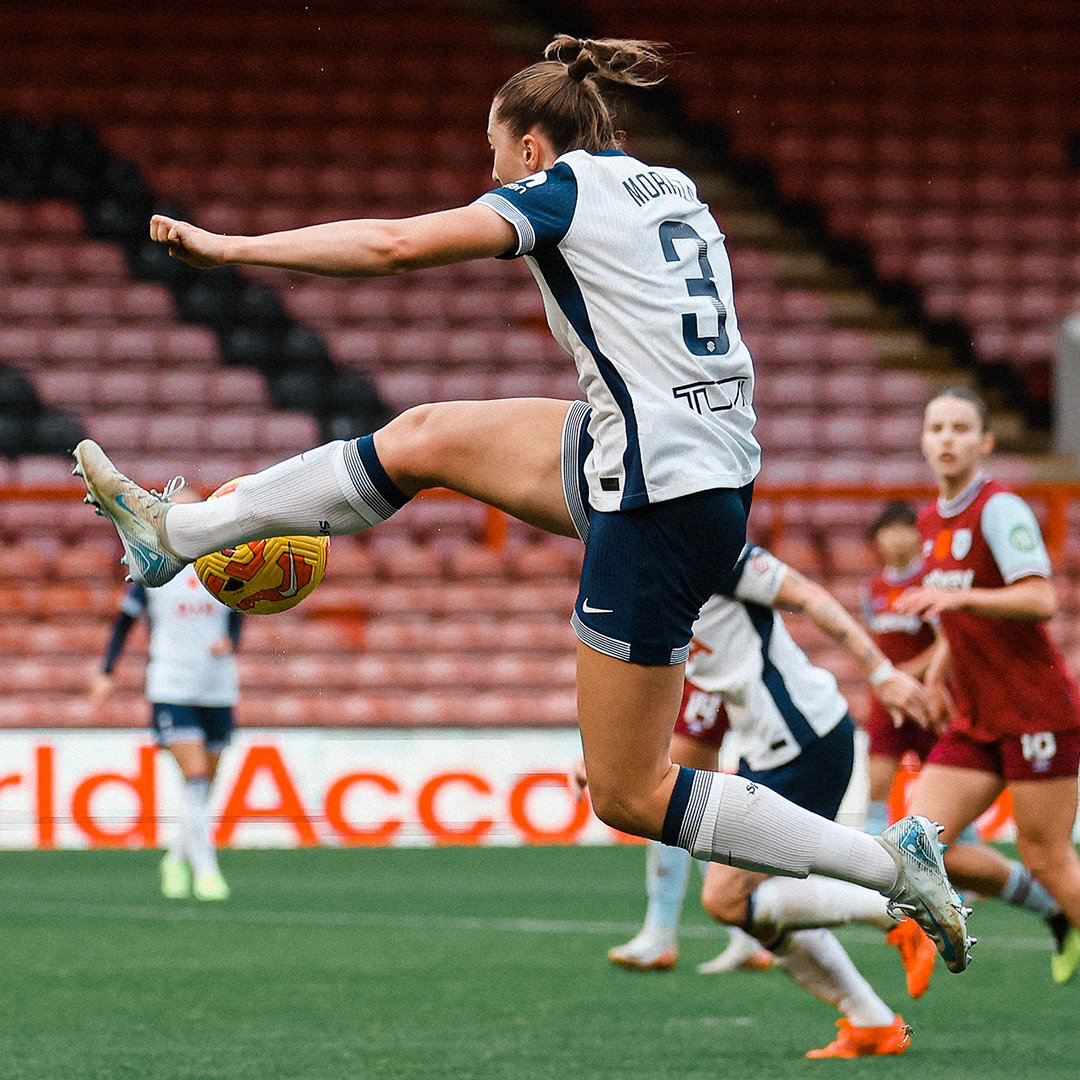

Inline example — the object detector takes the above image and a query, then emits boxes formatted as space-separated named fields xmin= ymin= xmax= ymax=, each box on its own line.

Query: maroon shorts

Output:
xmin=927 ymin=725 xmax=1080 ymax=782
xmin=864 ymin=702 xmax=939 ymax=762
xmin=673 ymin=683 xmax=729 ymax=748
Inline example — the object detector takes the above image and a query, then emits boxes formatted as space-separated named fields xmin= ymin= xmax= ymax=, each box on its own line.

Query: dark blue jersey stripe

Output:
xmin=531 ymin=246 xmax=648 ymax=508
xmin=744 ymin=601 xmax=819 ymax=749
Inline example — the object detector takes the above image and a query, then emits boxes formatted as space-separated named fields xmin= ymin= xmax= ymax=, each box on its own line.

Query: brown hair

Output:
xmin=492 ymin=35 xmax=669 ymax=155
xmin=927 ymin=386 xmax=990 ymax=432
xmin=867 ymin=501 xmax=917 ymax=540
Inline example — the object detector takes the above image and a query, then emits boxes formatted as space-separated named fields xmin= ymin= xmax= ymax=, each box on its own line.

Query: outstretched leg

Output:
xmin=74 ymin=398 xmax=580 ymax=585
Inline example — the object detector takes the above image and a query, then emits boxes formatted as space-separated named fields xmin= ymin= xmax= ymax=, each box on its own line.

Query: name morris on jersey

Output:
xmin=922 ymin=568 xmax=976 ymax=590
xmin=622 ymin=171 xmax=703 ymax=207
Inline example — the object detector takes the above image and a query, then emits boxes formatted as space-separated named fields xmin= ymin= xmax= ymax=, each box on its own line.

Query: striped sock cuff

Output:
xmin=661 ymin=766 xmax=715 ymax=851
xmin=339 ymin=436 xmax=411 ymax=526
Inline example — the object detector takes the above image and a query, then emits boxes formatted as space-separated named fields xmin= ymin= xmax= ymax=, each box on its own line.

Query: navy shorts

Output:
xmin=151 ymin=703 xmax=234 ymax=753
xmin=562 ymin=400 xmax=753 ymax=665
xmin=738 ymin=715 xmax=856 ymax=821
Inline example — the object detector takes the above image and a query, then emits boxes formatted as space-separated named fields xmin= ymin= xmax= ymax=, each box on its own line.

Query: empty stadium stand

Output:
xmin=1 ymin=0 xmax=1078 ymax=736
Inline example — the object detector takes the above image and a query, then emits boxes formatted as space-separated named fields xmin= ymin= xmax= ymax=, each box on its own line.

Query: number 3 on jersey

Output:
xmin=659 ymin=220 xmax=730 ymax=358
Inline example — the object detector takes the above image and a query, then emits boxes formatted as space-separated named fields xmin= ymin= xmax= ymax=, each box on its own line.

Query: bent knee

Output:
xmin=374 ymin=404 xmax=441 ymax=486
xmin=1017 ymin=839 xmax=1080 ymax=883
xmin=587 ymin=784 xmax=654 ymax=839
xmin=700 ymin=878 xmax=749 ymax=925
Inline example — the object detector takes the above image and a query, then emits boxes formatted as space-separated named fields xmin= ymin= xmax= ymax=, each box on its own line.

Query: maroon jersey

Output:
xmin=862 ymin=560 xmax=936 ymax=668
xmin=918 ymin=476 xmax=1080 ymax=739
xmin=862 ymin=560 xmax=936 ymax=739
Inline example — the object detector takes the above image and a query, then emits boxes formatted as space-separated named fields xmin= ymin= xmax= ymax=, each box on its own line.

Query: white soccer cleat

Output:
xmin=607 ymin=927 xmax=678 ymax=971
xmin=696 ymin=929 xmax=774 ymax=974
xmin=72 ymin=440 xmax=188 ymax=587
xmin=877 ymin=815 xmax=975 ymax=974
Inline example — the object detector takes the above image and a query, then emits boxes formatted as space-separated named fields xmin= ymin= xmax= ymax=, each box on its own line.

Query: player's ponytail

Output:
xmin=493 ymin=35 xmax=670 ymax=155
xmin=544 ymin=35 xmax=669 ymax=87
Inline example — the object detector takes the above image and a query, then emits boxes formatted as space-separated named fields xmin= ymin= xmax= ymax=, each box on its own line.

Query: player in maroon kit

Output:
xmin=895 ymin=387 xmax=1080 ymax=983
xmin=861 ymin=502 xmax=938 ymax=837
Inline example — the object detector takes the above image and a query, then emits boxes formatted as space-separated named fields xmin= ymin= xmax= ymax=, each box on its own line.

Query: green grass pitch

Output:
xmin=1 ymin=845 xmax=1078 ymax=1079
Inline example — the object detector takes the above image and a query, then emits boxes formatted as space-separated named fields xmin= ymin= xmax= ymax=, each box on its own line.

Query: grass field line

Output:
xmin=0 ymin=898 xmax=1053 ymax=950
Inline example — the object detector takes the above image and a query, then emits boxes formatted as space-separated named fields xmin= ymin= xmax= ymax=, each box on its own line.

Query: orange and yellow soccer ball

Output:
xmin=193 ymin=477 xmax=329 ymax=614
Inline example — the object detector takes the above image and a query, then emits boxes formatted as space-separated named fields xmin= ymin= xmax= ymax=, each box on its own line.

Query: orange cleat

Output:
xmin=805 ymin=1015 xmax=912 ymax=1059
xmin=887 ymin=917 xmax=937 ymax=999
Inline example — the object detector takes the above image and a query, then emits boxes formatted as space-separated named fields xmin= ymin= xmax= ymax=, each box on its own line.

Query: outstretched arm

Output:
xmin=149 ymin=205 xmax=518 ymax=277
xmin=773 ymin=565 xmax=932 ymax=728
xmin=894 ymin=576 xmax=1056 ymax=623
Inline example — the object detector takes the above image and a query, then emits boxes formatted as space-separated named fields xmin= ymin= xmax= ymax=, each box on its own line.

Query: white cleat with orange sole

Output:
xmin=607 ymin=927 xmax=678 ymax=971
xmin=696 ymin=928 xmax=774 ymax=974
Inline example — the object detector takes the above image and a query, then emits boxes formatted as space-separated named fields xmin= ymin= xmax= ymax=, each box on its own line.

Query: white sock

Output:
xmin=181 ymin=777 xmax=219 ymax=877
xmin=642 ymin=841 xmax=692 ymax=935
xmin=165 ymin=825 xmax=184 ymax=865
xmin=864 ymin=799 xmax=890 ymax=835
xmin=165 ymin=439 xmax=406 ymax=559
xmin=749 ymin=875 xmax=896 ymax=934
xmin=999 ymin=858 xmax=1061 ymax=917
xmin=679 ymin=771 xmax=898 ymax=893
xmin=772 ymin=929 xmax=896 ymax=1028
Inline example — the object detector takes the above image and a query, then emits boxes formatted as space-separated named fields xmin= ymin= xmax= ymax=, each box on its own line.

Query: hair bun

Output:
xmin=544 ymin=34 xmax=669 ymax=88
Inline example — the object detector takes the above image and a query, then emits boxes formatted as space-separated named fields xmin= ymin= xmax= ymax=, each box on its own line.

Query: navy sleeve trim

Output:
xmin=473 ymin=161 xmax=578 ymax=258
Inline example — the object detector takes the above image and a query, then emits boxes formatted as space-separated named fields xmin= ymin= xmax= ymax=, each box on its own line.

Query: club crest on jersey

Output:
xmin=1010 ymin=524 xmax=1037 ymax=552
xmin=951 ymin=529 xmax=972 ymax=560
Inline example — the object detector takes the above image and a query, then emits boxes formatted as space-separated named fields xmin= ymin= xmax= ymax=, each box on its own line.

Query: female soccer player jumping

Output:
xmin=72 ymin=36 xmax=972 ymax=970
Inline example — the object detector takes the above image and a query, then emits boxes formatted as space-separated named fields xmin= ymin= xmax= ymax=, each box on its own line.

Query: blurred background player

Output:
xmin=896 ymin=387 xmax=1080 ymax=983
xmin=861 ymin=502 xmax=938 ymax=836
xmin=91 ymin=489 xmax=242 ymax=902
xmin=601 ymin=542 xmax=933 ymax=1058
xmin=861 ymin=499 xmax=1072 ymax=971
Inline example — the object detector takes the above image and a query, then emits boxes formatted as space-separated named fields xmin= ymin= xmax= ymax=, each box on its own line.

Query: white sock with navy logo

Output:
xmin=662 ymin=767 xmax=898 ymax=893
xmin=165 ymin=437 xmax=411 ymax=560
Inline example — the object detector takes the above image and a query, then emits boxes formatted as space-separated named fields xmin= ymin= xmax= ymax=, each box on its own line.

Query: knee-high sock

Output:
xmin=661 ymin=768 xmax=897 ymax=893
xmin=998 ymin=858 xmax=1062 ymax=917
xmin=181 ymin=778 xmax=219 ymax=877
xmin=642 ymin=841 xmax=692 ymax=934
xmin=772 ymin=929 xmax=896 ymax=1028
xmin=748 ymin=876 xmax=897 ymax=934
xmin=164 ymin=437 xmax=410 ymax=559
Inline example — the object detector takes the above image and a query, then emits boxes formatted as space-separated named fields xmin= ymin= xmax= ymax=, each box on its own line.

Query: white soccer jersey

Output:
xmin=475 ymin=149 xmax=760 ymax=511
xmin=686 ymin=545 xmax=848 ymax=771
xmin=121 ymin=565 xmax=239 ymax=707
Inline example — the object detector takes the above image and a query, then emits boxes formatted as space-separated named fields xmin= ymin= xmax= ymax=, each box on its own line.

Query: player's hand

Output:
xmin=150 ymin=214 xmax=227 ymax=269
xmin=875 ymin=668 xmax=933 ymax=730
xmin=89 ymin=672 xmax=115 ymax=708
xmin=893 ymin=587 xmax=962 ymax=620
xmin=210 ymin=636 xmax=234 ymax=658
xmin=569 ymin=759 xmax=589 ymax=802
xmin=925 ymin=680 xmax=955 ymax=733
